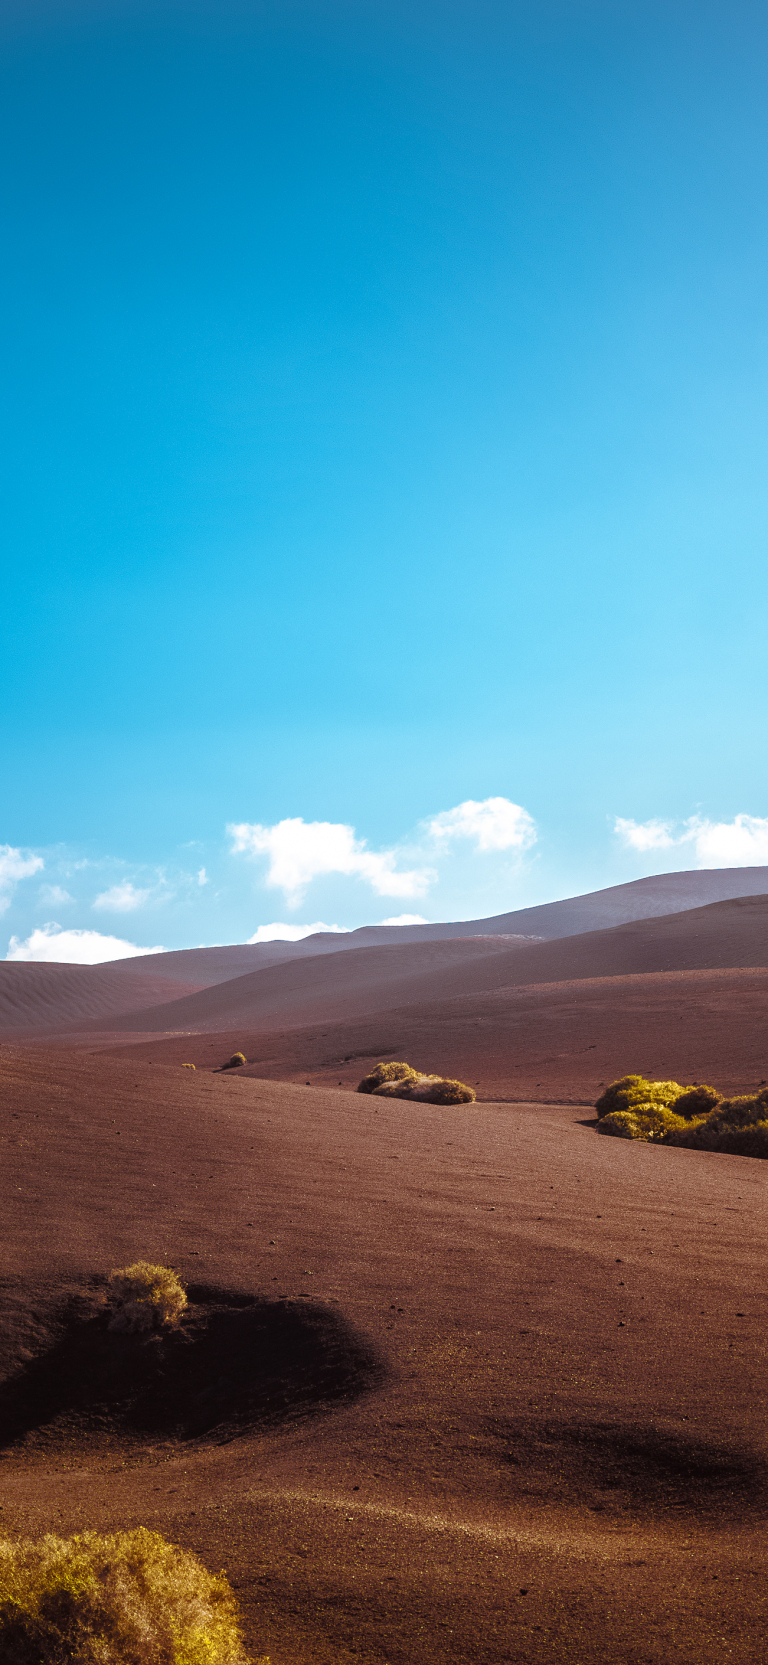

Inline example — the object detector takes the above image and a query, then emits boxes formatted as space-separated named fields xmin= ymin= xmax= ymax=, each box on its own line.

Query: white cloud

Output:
xmin=614 ymin=817 xmax=677 ymax=851
xmin=38 ymin=884 xmax=74 ymax=906
xmin=688 ymin=814 xmax=768 ymax=866
xmin=229 ymin=817 xmax=434 ymax=905
xmin=426 ymin=797 xmax=537 ymax=853
xmin=378 ymin=913 xmax=429 ymax=926
xmin=615 ymin=812 xmax=768 ymax=868
xmin=6 ymin=924 xmax=165 ymax=964
xmin=247 ymin=920 xmax=348 ymax=943
xmin=0 ymin=845 xmax=44 ymax=913
xmin=93 ymin=881 xmax=151 ymax=913
xmin=197 ymin=867 xmax=208 ymax=886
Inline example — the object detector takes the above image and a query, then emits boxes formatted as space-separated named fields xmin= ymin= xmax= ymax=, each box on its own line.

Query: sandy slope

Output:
xmin=85 ymin=894 xmax=768 ymax=1054
xmin=0 ymin=1045 xmax=766 ymax=1664
xmin=0 ymin=959 xmax=214 ymax=1033
xmin=107 ymin=966 xmax=768 ymax=1106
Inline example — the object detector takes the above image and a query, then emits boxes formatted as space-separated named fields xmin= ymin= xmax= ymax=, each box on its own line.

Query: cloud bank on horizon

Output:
xmin=6 ymin=924 xmax=165 ymax=964
xmin=615 ymin=813 xmax=768 ymax=867
xmin=4 ymin=800 xmax=768 ymax=962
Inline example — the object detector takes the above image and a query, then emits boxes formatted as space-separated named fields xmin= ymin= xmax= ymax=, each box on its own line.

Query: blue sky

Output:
xmin=3 ymin=0 xmax=768 ymax=959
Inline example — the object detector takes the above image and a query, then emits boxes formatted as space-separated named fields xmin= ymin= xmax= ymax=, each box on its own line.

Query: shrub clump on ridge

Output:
xmin=597 ymin=1105 xmax=688 ymax=1142
xmin=357 ymin=1061 xmax=476 ymax=1105
xmin=595 ymin=1076 xmax=768 ymax=1159
xmin=357 ymin=1061 xmax=419 ymax=1094
xmin=595 ymin=1075 xmax=687 ymax=1120
xmin=228 ymin=1052 xmax=247 ymax=1068
xmin=0 ymin=1527 xmax=253 ymax=1665
xmin=108 ymin=1262 xmax=187 ymax=1333
xmin=667 ymin=1089 xmax=768 ymax=1158
xmin=671 ymin=1083 xmax=722 ymax=1119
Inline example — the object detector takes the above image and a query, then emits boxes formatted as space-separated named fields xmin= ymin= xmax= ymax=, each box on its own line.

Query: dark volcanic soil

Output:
xmin=1 ymin=1044 xmax=766 ymax=1663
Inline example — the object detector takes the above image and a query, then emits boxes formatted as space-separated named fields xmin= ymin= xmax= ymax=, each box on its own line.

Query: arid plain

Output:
xmin=1 ymin=870 xmax=767 ymax=1663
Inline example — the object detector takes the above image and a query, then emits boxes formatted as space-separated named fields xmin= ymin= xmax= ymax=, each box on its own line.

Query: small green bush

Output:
xmin=668 ymin=1089 xmax=768 ymax=1157
xmin=362 ymin=1063 xmax=476 ymax=1104
xmin=228 ymin=1052 xmax=247 ymax=1068
xmin=357 ymin=1061 xmax=418 ymax=1094
xmin=596 ymin=1078 xmax=768 ymax=1158
xmin=402 ymin=1076 xmax=476 ymax=1105
xmin=0 ymin=1528 xmax=250 ymax=1664
xmin=671 ymin=1083 xmax=721 ymax=1119
xmin=597 ymin=1104 xmax=689 ymax=1141
xmin=595 ymin=1075 xmax=685 ymax=1119
xmin=108 ymin=1262 xmax=187 ymax=1333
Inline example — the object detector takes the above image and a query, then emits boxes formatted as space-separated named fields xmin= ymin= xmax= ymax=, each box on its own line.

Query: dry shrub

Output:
xmin=403 ymin=1076 xmax=476 ymax=1105
xmin=595 ymin=1076 xmax=684 ymax=1119
xmin=361 ymin=1063 xmax=476 ymax=1104
xmin=108 ymin=1262 xmax=187 ymax=1333
xmin=182 ymin=1063 xmax=196 ymax=1070
xmin=357 ymin=1061 xmax=418 ymax=1094
xmin=668 ymin=1089 xmax=768 ymax=1158
xmin=669 ymin=1084 xmax=721 ymax=1119
xmin=228 ymin=1052 xmax=247 ymax=1068
xmin=596 ymin=1078 xmax=768 ymax=1158
xmin=0 ymin=1528 xmax=250 ymax=1664
xmin=370 ymin=1075 xmax=425 ymax=1098
xmin=597 ymin=1104 xmax=688 ymax=1141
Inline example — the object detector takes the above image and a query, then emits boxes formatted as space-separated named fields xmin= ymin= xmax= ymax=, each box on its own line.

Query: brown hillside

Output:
xmin=0 ymin=1044 xmax=766 ymax=1664
xmin=84 ymin=893 xmax=768 ymax=1043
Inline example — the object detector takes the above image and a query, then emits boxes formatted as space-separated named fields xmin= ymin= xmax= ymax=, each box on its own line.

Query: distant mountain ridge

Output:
xmin=128 ymin=863 xmax=768 ymax=981
xmin=2 ymin=865 xmax=767 ymax=1036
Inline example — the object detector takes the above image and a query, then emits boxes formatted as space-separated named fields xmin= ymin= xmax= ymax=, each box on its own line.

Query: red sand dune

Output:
xmin=0 ymin=959 xmax=212 ymax=1034
xmin=0 ymin=1044 xmax=766 ymax=1663
xmin=76 ymin=895 xmax=768 ymax=1108
xmin=3 ymin=874 xmax=768 ymax=1661
xmin=80 ymin=893 xmax=768 ymax=1042
xmin=5 ymin=864 xmax=768 ymax=1040
xmin=109 ymin=966 xmax=768 ymax=1105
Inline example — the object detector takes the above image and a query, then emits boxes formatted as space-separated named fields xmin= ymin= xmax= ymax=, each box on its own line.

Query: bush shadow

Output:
xmin=0 ymin=1287 xmax=386 ymax=1450
xmin=484 ymin=1414 xmax=768 ymax=1519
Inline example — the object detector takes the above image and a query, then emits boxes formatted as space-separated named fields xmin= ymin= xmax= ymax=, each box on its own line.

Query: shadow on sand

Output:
xmin=0 ymin=1287 xmax=385 ymax=1450
xmin=485 ymin=1414 xmax=768 ymax=1519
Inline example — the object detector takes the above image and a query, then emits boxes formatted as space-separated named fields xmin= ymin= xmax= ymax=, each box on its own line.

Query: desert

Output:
xmin=1 ymin=868 xmax=767 ymax=1662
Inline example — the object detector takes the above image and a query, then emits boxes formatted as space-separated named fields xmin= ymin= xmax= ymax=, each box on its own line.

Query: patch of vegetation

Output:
xmin=356 ymin=1061 xmax=419 ymax=1094
xmin=594 ymin=1075 xmax=686 ymax=1118
xmin=108 ymin=1263 xmax=187 ymax=1333
xmin=595 ymin=1077 xmax=768 ymax=1158
xmin=405 ymin=1076 xmax=476 ymax=1104
xmin=672 ymin=1083 xmax=721 ymax=1119
xmin=597 ymin=1104 xmax=688 ymax=1141
xmin=228 ymin=1052 xmax=247 ymax=1067
xmin=0 ymin=1527 xmax=251 ymax=1664
xmin=357 ymin=1061 xmax=476 ymax=1104
xmin=668 ymin=1089 xmax=768 ymax=1157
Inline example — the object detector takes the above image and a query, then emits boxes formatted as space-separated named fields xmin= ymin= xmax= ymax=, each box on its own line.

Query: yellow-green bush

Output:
xmin=671 ymin=1083 xmax=721 ymax=1119
xmin=401 ymin=1075 xmax=476 ymax=1105
xmin=357 ymin=1061 xmax=419 ymax=1094
xmin=595 ymin=1078 xmax=768 ymax=1158
xmin=595 ymin=1075 xmax=685 ymax=1119
xmin=108 ymin=1262 xmax=187 ymax=1333
xmin=0 ymin=1528 xmax=250 ymax=1664
xmin=597 ymin=1104 xmax=689 ymax=1141
xmin=228 ymin=1052 xmax=247 ymax=1068
xmin=357 ymin=1059 xmax=476 ymax=1104
xmin=667 ymin=1089 xmax=768 ymax=1157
